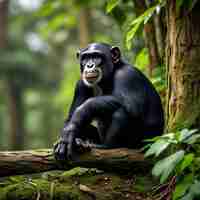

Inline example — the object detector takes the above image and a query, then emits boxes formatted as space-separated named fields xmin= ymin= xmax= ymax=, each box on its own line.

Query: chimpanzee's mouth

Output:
xmin=85 ymin=71 xmax=99 ymax=81
xmin=83 ymin=68 xmax=102 ymax=86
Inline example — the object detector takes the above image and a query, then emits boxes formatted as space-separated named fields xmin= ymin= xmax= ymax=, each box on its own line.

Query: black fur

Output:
xmin=54 ymin=43 xmax=164 ymax=160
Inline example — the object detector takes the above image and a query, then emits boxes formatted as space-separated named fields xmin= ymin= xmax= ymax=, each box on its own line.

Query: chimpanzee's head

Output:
xmin=77 ymin=43 xmax=121 ymax=87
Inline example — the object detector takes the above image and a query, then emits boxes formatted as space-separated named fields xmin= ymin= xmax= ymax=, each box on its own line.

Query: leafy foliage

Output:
xmin=145 ymin=129 xmax=200 ymax=199
xmin=134 ymin=48 xmax=149 ymax=71
xmin=176 ymin=0 xmax=199 ymax=12
xmin=125 ymin=5 xmax=158 ymax=49
xmin=125 ymin=0 xmax=166 ymax=49
xmin=152 ymin=150 xmax=185 ymax=184
xmin=119 ymin=0 xmax=198 ymax=50
xmin=106 ymin=0 xmax=120 ymax=13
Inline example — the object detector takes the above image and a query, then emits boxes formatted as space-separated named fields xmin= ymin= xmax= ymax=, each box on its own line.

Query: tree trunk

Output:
xmin=0 ymin=148 xmax=150 ymax=177
xmin=0 ymin=1 xmax=25 ymax=150
xmin=79 ymin=7 xmax=91 ymax=48
xmin=0 ymin=0 xmax=8 ymax=48
xmin=166 ymin=1 xmax=200 ymax=131
xmin=152 ymin=11 xmax=165 ymax=59
xmin=134 ymin=0 xmax=160 ymax=76
xmin=7 ymin=80 xmax=25 ymax=150
xmin=143 ymin=23 xmax=160 ymax=76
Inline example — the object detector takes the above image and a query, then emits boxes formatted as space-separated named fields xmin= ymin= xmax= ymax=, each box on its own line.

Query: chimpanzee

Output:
xmin=54 ymin=43 xmax=164 ymax=160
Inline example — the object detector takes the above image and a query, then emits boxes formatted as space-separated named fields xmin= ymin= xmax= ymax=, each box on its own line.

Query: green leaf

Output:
xmin=188 ymin=0 xmax=198 ymax=11
xmin=152 ymin=150 xmax=185 ymax=183
xmin=162 ymin=133 xmax=175 ymax=139
xmin=145 ymin=139 xmax=170 ymax=157
xmin=125 ymin=5 xmax=158 ymax=49
xmin=181 ymin=180 xmax=200 ymax=200
xmin=106 ymin=0 xmax=120 ymax=13
xmin=179 ymin=129 xmax=198 ymax=142
xmin=161 ymin=133 xmax=177 ymax=144
xmin=36 ymin=1 xmax=57 ymax=17
xmin=189 ymin=180 xmax=200 ymax=195
xmin=144 ymin=135 xmax=162 ymax=142
xmin=173 ymin=173 xmax=194 ymax=200
xmin=176 ymin=0 xmax=184 ymax=12
xmin=177 ymin=0 xmax=199 ymax=12
xmin=126 ymin=22 xmax=141 ymax=50
xmin=180 ymin=193 xmax=193 ymax=200
xmin=180 ymin=153 xmax=194 ymax=172
xmin=130 ymin=5 xmax=157 ymax=26
xmin=135 ymin=48 xmax=149 ymax=71
xmin=184 ymin=134 xmax=200 ymax=144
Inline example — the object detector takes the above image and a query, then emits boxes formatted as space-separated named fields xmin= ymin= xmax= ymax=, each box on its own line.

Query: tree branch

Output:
xmin=0 ymin=148 xmax=151 ymax=177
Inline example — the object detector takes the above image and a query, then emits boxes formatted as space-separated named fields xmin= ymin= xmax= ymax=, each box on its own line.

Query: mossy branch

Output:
xmin=0 ymin=148 xmax=151 ymax=177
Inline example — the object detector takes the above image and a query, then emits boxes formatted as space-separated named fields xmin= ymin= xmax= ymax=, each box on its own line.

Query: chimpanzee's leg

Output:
xmin=70 ymin=96 xmax=121 ymax=132
xmin=103 ymin=108 xmax=130 ymax=147
xmin=103 ymin=107 xmax=144 ymax=148
xmin=56 ymin=96 xmax=121 ymax=159
xmin=75 ymin=107 xmax=134 ymax=149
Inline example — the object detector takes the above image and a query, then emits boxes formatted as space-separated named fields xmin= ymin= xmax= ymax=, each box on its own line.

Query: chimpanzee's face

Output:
xmin=78 ymin=43 xmax=114 ymax=87
xmin=77 ymin=43 xmax=121 ymax=87
xmin=81 ymin=53 xmax=103 ymax=87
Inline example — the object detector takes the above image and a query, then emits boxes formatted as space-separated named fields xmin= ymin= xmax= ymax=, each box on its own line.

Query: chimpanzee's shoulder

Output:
xmin=114 ymin=62 xmax=144 ymax=80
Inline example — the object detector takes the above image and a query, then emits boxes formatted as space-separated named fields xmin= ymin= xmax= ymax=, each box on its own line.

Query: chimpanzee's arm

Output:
xmin=54 ymin=95 xmax=121 ymax=160
xmin=64 ymin=80 xmax=93 ymax=125
xmin=70 ymin=95 xmax=121 ymax=128
xmin=55 ymin=80 xmax=93 ymax=160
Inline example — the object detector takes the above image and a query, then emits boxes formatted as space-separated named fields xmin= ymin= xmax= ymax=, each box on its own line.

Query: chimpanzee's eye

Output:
xmin=93 ymin=57 xmax=102 ymax=66
xmin=82 ymin=58 xmax=88 ymax=66
xmin=81 ymin=54 xmax=103 ymax=66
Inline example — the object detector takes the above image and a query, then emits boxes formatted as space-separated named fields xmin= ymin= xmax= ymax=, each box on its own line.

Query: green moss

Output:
xmin=134 ymin=175 xmax=157 ymax=193
xmin=0 ymin=178 xmax=83 ymax=200
xmin=79 ymin=174 xmax=98 ymax=185
xmin=61 ymin=167 xmax=89 ymax=178
xmin=0 ymin=183 xmax=36 ymax=200
xmin=0 ymin=170 xmax=156 ymax=200
xmin=53 ymin=185 xmax=82 ymax=200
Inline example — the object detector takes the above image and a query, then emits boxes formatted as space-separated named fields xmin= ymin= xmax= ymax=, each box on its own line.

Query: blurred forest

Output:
xmin=0 ymin=0 xmax=159 ymax=151
xmin=0 ymin=0 xmax=199 ymax=153
xmin=1 ymin=0 xmax=200 ymax=199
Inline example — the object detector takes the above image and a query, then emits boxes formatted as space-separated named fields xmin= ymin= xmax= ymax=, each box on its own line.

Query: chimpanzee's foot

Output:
xmin=75 ymin=138 xmax=94 ymax=153
xmin=75 ymin=138 xmax=110 ymax=152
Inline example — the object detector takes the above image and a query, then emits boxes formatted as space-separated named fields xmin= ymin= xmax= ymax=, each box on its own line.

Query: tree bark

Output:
xmin=0 ymin=1 xmax=25 ymax=150
xmin=79 ymin=7 xmax=91 ymax=48
xmin=7 ymin=80 xmax=25 ymax=150
xmin=143 ymin=23 xmax=160 ymax=76
xmin=166 ymin=1 xmax=200 ymax=131
xmin=134 ymin=0 xmax=160 ymax=76
xmin=152 ymin=11 xmax=165 ymax=59
xmin=0 ymin=0 xmax=8 ymax=48
xmin=0 ymin=148 xmax=150 ymax=177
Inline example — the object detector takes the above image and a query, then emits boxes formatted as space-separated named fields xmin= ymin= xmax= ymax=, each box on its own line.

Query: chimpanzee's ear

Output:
xmin=76 ymin=50 xmax=80 ymax=59
xmin=111 ymin=46 xmax=121 ymax=64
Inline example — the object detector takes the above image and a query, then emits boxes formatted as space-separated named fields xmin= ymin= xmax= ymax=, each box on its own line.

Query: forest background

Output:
xmin=0 ymin=0 xmax=166 ymax=151
xmin=0 ymin=0 xmax=200 ymax=166
xmin=1 ymin=0 xmax=200 ymax=199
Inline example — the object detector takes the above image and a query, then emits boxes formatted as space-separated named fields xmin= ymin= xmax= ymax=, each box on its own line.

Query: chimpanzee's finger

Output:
xmin=67 ymin=134 xmax=74 ymax=160
xmin=54 ymin=142 xmax=66 ymax=161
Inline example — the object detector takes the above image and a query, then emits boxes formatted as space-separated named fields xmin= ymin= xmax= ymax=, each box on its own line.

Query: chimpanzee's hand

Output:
xmin=54 ymin=123 xmax=77 ymax=161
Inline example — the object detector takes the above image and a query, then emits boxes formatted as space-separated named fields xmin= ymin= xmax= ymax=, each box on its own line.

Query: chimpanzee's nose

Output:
xmin=87 ymin=63 xmax=95 ymax=68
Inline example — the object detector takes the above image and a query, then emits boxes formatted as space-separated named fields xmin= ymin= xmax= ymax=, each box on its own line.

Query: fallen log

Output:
xmin=0 ymin=148 xmax=151 ymax=177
